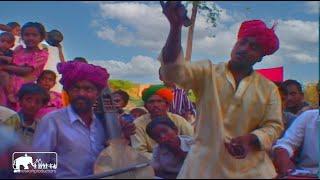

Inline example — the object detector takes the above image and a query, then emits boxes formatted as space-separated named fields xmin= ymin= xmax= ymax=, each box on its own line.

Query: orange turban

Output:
xmin=142 ymin=85 xmax=173 ymax=103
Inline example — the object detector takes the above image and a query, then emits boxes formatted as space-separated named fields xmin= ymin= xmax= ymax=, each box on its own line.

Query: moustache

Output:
xmin=150 ymin=107 xmax=162 ymax=112
xmin=71 ymin=96 xmax=93 ymax=112
xmin=72 ymin=96 xmax=92 ymax=103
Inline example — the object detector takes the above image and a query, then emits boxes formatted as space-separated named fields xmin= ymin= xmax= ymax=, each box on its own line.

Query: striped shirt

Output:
xmin=169 ymin=87 xmax=196 ymax=117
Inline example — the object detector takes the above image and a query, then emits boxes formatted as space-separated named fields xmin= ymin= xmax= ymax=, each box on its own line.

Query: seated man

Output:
xmin=272 ymin=109 xmax=319 ymax=177
xmin=280 ymin=79 xmax=312 ymax=116
xmin=130 ymin=85 xmax=194 ymax=159
xmin=277 ymin=83 xmax=297 ymax=131
xmin=159 ymin=68 xmax=196 ymax=123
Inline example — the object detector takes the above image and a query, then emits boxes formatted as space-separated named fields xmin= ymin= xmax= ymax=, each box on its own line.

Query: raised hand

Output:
xmin=119 ymin=117 xmax=136 ymax=139
xmin=160 ymin=1 xmax=191 ymax=27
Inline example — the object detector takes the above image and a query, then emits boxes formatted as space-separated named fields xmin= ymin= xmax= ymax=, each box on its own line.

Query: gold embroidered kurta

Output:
xmin=159 ymin=50 xmax=283 ymax=178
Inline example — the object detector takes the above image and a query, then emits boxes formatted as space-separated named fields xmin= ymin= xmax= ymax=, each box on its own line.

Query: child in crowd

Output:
xmin=6 ymin=22 xmax=21 ymax=36
xmin=146 ymin=117 xmax=194 ymax=179
xmin=130 ymin=107 xmax=147 ymax=120
xmin=112 ymin=90 xmax=134 ymax=123
xmin=0 ymin=32 xmax=15 ymax=106
xmin=0 ymin=32 xmax=14 ymax=63
xmin=36 ymin=70 xmax=63 ymax=120
xmin=42 ymin=30 xmax=65 ymax=92
xmin=2 ymin=83 xmax=49 ymax=145
xmin=6 ymin=22 xmax=21 ymax=49
xmin=1 ymin=22 xmax=49 ymax=110
xmin=0 ymin=22 xmax=22 ymax=49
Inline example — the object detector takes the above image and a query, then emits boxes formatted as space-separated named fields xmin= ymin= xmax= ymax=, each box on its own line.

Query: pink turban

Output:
xmin=57 ymin=61 xmax=110 ymax=90
xmin=237 ymin=20 xmax=279 ymax=56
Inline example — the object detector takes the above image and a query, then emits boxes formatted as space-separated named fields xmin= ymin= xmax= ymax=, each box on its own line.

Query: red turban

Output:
xmin=237 ymin=20 xmax=279 ymax=56
xmin=57 ymin=61 xmax=110 ymax=90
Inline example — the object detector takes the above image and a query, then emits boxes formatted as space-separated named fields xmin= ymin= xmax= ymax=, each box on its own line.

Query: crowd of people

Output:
xmin=0 ymin=2 xmax=319 ymax=179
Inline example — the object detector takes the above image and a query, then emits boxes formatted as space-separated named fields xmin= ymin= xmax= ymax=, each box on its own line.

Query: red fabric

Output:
xmin=238 ymin=20 xmax=279 ymax=56
xmin=256 ymin=66 xmax=283 ymax=83
xmin=156 ymin=88 xmax=174 ymax=103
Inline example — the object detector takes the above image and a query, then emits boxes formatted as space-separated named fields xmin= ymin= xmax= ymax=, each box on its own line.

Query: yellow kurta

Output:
xmin=1 ymin=112 xmax=36 ymax=145
xmin=159 ymin=50 xmax=283 ymax=178
xmin=0 ymin=106 xmax=18 ymax=123
xmin=130 ymin=112 xmax=194 ymax=159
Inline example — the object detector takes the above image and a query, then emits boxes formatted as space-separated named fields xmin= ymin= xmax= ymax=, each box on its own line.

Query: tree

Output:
xmin=304 ymin=82 xmax=319 ymax=108
xmin=109 ymin=79 xmax=135 ymax=91
xmin=184 ymin=1 xmax=221 ymax=62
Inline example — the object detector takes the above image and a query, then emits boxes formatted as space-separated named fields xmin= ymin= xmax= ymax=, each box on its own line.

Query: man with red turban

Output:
xmin=32 ymin=61 xmax=135 ymax=178
xmin=130 ymin=84 xmax=194 ymax=159
xmin=158 ymin=2 xmax=283 ymax=178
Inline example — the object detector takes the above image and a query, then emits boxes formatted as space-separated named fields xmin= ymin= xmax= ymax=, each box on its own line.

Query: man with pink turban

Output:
xmin=158 ymin=2 xmax=283 ymax=178
xmin=32 ymin=61 xmax=135 ymax=178
xmin=57 ymin=61 xmax=109 ymax=91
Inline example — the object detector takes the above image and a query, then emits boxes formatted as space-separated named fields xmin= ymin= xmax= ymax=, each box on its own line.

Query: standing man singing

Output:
xmin=158 ymin=2 xmax=283 ymax=178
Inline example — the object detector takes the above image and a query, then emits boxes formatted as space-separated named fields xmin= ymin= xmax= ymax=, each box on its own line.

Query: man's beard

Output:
xmin=229 ymin=59 xmax=250 ymax=71
xmin=71 ymin=96 xmax=93 ymax=114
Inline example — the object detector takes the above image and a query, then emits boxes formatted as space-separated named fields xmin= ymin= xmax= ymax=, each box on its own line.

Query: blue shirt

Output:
xmin=32 ymin=106 xmax=106 ymax=178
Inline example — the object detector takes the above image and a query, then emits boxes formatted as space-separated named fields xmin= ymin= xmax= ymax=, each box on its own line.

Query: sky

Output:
xmin=0 ymin=1 xmax=319 ymax=84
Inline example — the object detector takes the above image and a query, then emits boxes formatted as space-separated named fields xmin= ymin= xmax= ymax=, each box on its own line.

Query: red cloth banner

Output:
xmin=256 ymin=66 xmax=283 ymax=83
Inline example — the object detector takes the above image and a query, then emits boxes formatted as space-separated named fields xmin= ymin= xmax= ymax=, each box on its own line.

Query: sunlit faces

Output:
xmin=21 ymin=27 xmax=43 ymax=48
xmin=112 ymin=94 xmax=126 ymax=109
xmin=67 ymin=80 xmax=99 ymax=113
xmin=150 ymin=123 xmax=180 ymax=150
xmin=144 ymin=94 xmax=170 ymax=117
xmin=0 ymin=34 xmax=14 ymax=51
xmin=37 ymin=73 xmax=56 ymax=91
xmin=230 ymin=37 xmax=263 ymax=70
xmin=19 ymin=94 xmax=46 ymax=118
xmin=285 ymin=84 xmax=304 ymax=108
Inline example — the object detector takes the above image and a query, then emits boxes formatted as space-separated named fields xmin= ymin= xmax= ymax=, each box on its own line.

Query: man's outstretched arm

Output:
xmin=161 ymin=2 xmax=186 ymax=64
xmin=159 ymin=2 xmax=210 ymax=96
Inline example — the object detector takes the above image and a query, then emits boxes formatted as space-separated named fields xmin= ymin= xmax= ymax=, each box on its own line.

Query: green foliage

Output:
xmin=108 ymin=79 xmax=144 ymax=107
xmin=109 ymin=79 xmax=135 ymax=90
xmin=183 ymin=1 xmax=221 ymax=37
xmin=129 ymin=97 xmax=144 ymax=108
xmin=304 ymin=83 xmax=319 ymax=108
xmin=187 ymin=89 xmax=196 ymax=103
xmin=197 ymin=2 xmax=221 ymax=28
